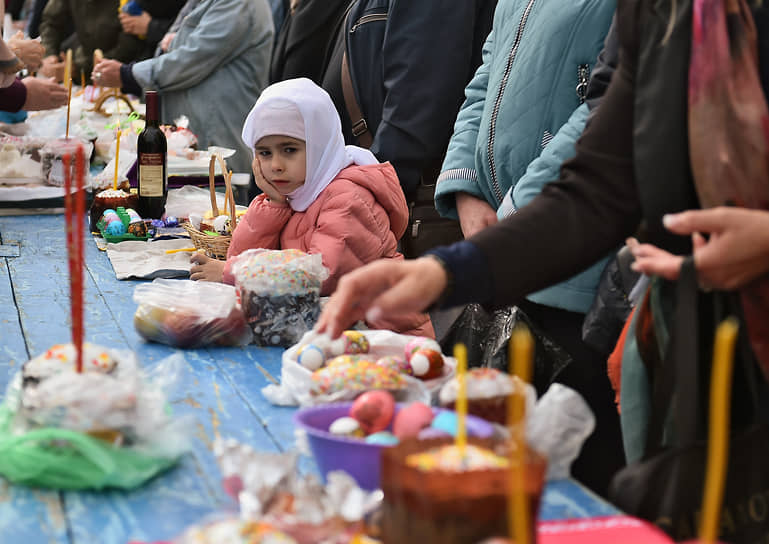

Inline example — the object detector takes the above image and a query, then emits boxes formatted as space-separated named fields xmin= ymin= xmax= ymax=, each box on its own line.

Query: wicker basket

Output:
xmin=182 ymin=154 xmax=237 ymax=260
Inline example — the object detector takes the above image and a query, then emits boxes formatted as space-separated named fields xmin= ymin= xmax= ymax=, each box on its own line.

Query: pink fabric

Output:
xmin=224 ymin=163 xmax=434 ymax=338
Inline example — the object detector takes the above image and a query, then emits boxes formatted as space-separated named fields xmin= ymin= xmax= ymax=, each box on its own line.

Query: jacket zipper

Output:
xmin=350 ymin=13 xmax=387 ymax=33
xmin=487 ymin=0 xmax=537 ymax=204
xmin=576 ymin=63 xmax=590 ymax=104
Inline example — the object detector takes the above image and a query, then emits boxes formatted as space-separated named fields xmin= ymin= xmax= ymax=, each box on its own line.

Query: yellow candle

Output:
xmin=113 ymin=129 xmax=121 ymax=190
xmin=700 ymin=317 xmax=739 ymax=543
xmin=454 ymin=343 xmax=468 ymax=456
xmin=65 ymin=79 xmax=72 ymax=139
xmin=63 ymin=49 xmax=72 ymax=87
xmin=508 ymin=325 xmax=534 ymax=544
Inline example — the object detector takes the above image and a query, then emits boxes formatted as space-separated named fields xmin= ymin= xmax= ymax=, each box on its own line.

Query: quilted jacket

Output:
xmin=435 ymin=0 xmax=615 ymax=218
xmin=224 ymin=163 xmax=434 ymax=337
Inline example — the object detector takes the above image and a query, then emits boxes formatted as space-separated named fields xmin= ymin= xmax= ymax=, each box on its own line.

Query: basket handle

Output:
xmin=208 ymin=154 xmax=237 ymax=227
xmin=91 ymin=89 xmax=139 ymax=118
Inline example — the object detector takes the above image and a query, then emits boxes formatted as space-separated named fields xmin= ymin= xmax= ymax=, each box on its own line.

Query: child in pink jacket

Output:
xmin=190 ymin=78 xmax=434 ymax=338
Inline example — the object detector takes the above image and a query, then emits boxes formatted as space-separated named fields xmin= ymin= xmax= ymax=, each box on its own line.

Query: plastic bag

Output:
xmin=440 ymin=304 xmax=572 ymax=394
xmin=581 ymin=246 xmax=644 ymax=356
xmin=0 ymin=346 xmax=192 ymax=490
xmin=165 ymin=185 xmax=245 ymax=220
xmin=133 ymin=279 xmax=252 ymax=348
xmin=528 ymin=383 xmax=596 ymax=480
xmin=231 ymin=249 xmax=329 ymax=347
xmin=262 ymin=330 xmax=438 ymax=406
xmin=39 ymin=138 xmax=94 ymax=187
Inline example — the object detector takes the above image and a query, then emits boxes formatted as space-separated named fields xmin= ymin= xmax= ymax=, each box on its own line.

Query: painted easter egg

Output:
xmin=392 ymin=402 xmax=434 ymax=440
xmin=410 ymin=348 xmax=444 ymax=379
xmin=350 ymin=390 xmax=395 ymax=434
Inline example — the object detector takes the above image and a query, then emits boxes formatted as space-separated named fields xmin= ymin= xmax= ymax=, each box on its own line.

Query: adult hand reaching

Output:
xmin=8 ymin=32 xmax=43 ymax=71
xmin=39 ymin=55 xmax=64 ymax=81
xmin=315 ymin=257 xmax=448 ymax=338
xmin=119 ymin=11 xmax=152 ymax=36
xmin=456 ymin=192 xmax=498 ymax=238
xmin=21 ymin=77 xmax=68 ymax=110
xmin=91 ymin=59 xmax=123 ymax=88
xmin=628 ymin=207 xmax=769 ymax=290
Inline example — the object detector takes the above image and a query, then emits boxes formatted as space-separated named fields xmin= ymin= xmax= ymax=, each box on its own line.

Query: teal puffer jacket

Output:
xmin=435 ymin=0 xmax=615 ymax=218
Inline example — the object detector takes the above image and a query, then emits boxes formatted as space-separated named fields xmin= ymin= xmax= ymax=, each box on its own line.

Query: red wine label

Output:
xmin=139 ymin=153 xmax=165 ymax=197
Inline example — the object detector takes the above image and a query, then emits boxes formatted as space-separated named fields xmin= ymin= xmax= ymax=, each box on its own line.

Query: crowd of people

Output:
xmin=1 ymin=0 xmax=768 ymax=515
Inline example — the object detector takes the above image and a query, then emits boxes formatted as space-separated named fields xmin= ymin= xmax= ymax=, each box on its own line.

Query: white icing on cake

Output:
xmin=438 ymin=368 xmax=516 ymax=404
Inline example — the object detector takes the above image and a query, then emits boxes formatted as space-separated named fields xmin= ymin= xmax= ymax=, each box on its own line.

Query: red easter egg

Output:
xmin=392 ymin=402 xmax=434 ymax=440
xmin=410 ymin=348 xmax=444 ymax=379
xmin=350 ymin=390 xmax=395 ymax=434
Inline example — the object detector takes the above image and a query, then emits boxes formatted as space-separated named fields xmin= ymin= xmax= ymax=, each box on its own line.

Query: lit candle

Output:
xmin=73 ymin=145 xmax=85 ymax=374
xmin=508 ymin=325 xmax=534 ymax=544
xmin=699 ymin=317 xmax=739 ymax=542
xmin=113 ymin=128 xmax=121 ymax=190
xmin=63 ymin=48 xmax=72 ymax=88
xmin=65 ymin=79 xmax=72 ymax=139
xmin=454 ymin=343 xmax=468 ymax=457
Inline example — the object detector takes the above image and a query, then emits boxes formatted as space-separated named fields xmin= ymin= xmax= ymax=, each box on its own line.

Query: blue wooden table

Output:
xmin=0 ymin=214 xmax=619 ymax=544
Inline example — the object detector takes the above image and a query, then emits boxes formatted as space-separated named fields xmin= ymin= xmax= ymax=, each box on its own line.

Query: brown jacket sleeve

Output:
xmin=470 ymin=0 xmax=643 ymax=306
xmin=39 ymin=0 xmax=73 ymax=57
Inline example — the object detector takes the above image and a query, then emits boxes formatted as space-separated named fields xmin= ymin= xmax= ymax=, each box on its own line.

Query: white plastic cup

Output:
xmin=230 ymin=173 xmax=251 ymax=206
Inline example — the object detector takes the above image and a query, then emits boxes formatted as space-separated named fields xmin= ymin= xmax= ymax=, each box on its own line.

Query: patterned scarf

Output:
xmin=689 ymin=0 xmax=769 ymax=379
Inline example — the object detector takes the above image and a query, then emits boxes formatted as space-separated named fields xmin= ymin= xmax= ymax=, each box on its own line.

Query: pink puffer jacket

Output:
xmin=224 ymin=163 xmax=434 ymax=338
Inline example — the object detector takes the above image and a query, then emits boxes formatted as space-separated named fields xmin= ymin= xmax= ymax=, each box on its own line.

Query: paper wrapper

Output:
xmin=213 ymin=438 xmax=380 ymax=543
xmin=380 ymin=437 xmax=546 ymax=544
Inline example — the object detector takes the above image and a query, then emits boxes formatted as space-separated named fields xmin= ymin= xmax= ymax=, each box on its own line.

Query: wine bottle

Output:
xmin=137 ymin=91 xmax=167 ymax=219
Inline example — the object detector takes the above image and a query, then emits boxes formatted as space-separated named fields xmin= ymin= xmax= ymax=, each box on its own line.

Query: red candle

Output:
xmin=73 ymin=145 xmax=85 ymax=374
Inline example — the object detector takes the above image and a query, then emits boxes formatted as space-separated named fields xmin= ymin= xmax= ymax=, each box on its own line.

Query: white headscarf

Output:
xmin=241 ymin=78 xmax=379 ymax=212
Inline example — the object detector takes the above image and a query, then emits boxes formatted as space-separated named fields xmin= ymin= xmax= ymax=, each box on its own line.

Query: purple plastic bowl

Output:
xmin=293 ymin=402 xmax=495 ymax=491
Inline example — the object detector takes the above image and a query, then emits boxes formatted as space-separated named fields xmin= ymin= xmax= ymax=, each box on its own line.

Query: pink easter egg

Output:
xmin=350 ymin=390 xmax=396 ymax=435
xmin=392 ymin=402 xmax=434 ymax=440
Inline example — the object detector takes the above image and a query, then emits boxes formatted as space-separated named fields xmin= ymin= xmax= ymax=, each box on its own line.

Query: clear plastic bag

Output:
xmin=133 ymin=279 xmax=252 ymax=348
xmin=231 ymin=249 xmax=329 ymax=347
xmin=0 ymin=347 xmax=192 ymax=490
xmin=169 ymin=438 xmax=381 ymax=544
xmin=527 ymin=383 xmax=596 ymax=481
xmin=263 ymin=330 xmax=437 ymax=406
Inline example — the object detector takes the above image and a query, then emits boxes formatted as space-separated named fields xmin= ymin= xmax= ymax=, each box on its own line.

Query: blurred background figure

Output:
xmin=93 ymin=0 xmax=274 ymax=173
xmin=39 ymin=0 xmax=143 ymax=83
xmin=118 ymin=0 xmax=185 ymax=61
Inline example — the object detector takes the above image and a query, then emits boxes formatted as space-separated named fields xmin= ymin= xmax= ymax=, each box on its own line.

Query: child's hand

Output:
xmin=190 ymin=252 xmax=225 ymax=282
xmin=254 ymin=161 xmax=288 ymax=205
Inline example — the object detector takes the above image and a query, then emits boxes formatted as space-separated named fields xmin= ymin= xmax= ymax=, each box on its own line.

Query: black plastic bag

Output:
xmin=439 ymin=303 xmax=572 ymax=394
xmin=581 ymin=246 xmax=642 ymax=357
